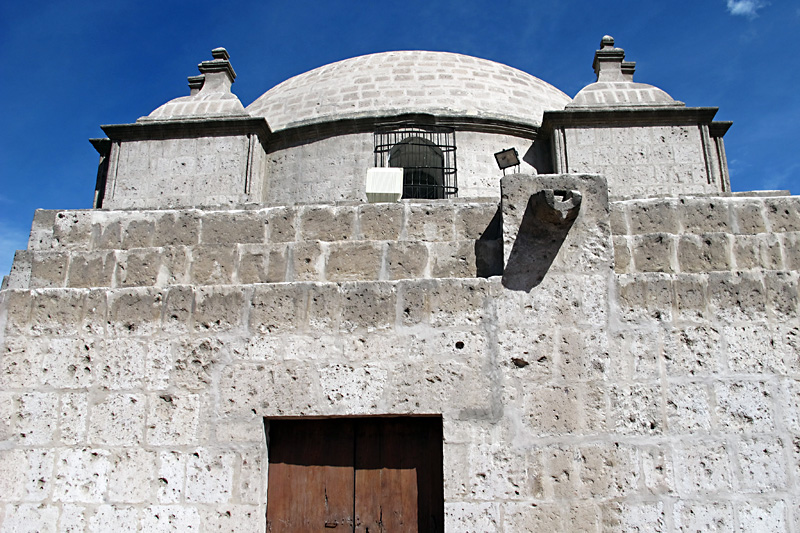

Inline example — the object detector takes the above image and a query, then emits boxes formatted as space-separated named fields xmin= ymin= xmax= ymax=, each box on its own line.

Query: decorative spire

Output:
xmin=592 ymin=35 xmax=626 ymax=82
xmin=198 ymin=47 xmax=237 ymax=85
xmin=187 ymin=74 xmax=204 ymax=96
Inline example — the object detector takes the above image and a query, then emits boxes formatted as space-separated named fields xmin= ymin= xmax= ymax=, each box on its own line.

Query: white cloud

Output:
xmin=727 ymin=0 xmax=768 ymax=17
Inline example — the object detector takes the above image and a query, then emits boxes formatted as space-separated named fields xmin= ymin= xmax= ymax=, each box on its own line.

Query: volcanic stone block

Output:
xmin=200 ymin=505 xmax=265 ymax=532
xmin=201 ymin=211 xmax=266 ymax=245
xmin=679 ymin=198 xmax=731 ymax=233
xmin=140 ymin=505 xmax=200 ymax=530
xmin=765 ymin=196 xmax=800 ymax=232
xmin=385 ymin=242 xmax=428 ymax=280
xmin=118 ymin=249 xmax=162 ymax=287
xmin=707 ymin=272 xmax=767 ymax=321
xmin=578 ymin=444 xmax=639 ymax=498
xmin=194 ymin=286 xmax=246 ymax=332
xmin=300 ymin=206 xmax=355 ymax=241
xmin=53 ymin=448 xmax=111 ymax=503
xmin=108 ymin=449 xmax=156 ymax=503
xmin=628 ymin=199 xmax=679 ymax=234
xmin=666 ymin=383 xmax=712 ymax=433
xmin=673 ymin=440 xmax=732 ymax=495
xmin=306 ymin=283 xmax=343 ymax=332
xmin=677 ymin=233 xmax=731 ymax=272
xmin=631 ymin=233 xmax=675 ymax=273
xmin=736 ymin=500 xmax=788 ymax=532
xmin=267 ymin=207 xmax=297 ymax=243
xmin=120 ymin=217 xmax=156 ymax=249
xmin=612 ymin=236 xmax=631 ymax=273
xmin=53 ymin=211 xmax=93 ymax=248
xmin=319 ymin=363 xmax=388 ymax=413
xmin=664 ymin=326 xmax=722 ymax=376
xmin=31 ymin=289 xmax=85 ymax=336
xmin=455 ymin=203 xmax=499 ymax=240
xmin=609 ymin=383 xmax=663 ymax=435
xmin=30 ymin=252 xmax=68 ymax=288
xmin=715 ymin=380 xmax=776 ymax=433
xmin=340 ymin=282 xmax=396 ymax=333
xmin=67 ymin=251 xmax=115 ymax=288
xmin=764 ymin=271 xmax=799 ymax=319
xmin=523 ymin=384 xmax=579 ymax=435
xmin=190 ymin=245 xmax=236 ymax=285
xmin=42 ymin=339 xmax=95 ymax=389
xmin=430 ymin=241 xmax=477 ymax=278
xmin=17 ymin=392 xmax=59 ymax=445
xmin=672 ymin=501 xmax=734 ymax=532
xmin=735 ymin=437 xmax=787 ymax=492
xmin=89 ymin=506 xmax=140 ymax=532
xmin=609 ymin=201 xmax=628 ymax=234
xmin=237 ymin=245 xmax=269 ymax=284
xmin=153 ymin=211 xmax=201 ymax=247
xmin=325 ymin=242 xmax=382 ymax=282
xmin=171 ymin=338 xmax=223 ymax=391
xmin=60 ymin=393 xmax=88 ymax=445
xmin=445 ymin=502 xmax=500 ymax=533
xmin=406 ymin=204 xmax=455 ymax=241
xmin=733 ymin=234 xmax=783 ymax=270
xmin=88 ymin=393 xmax=145 ymax=445
xmin=146 ymin=392 xmax=200 ymax=446
xmin=733 ymin=199 xmax=768 ymax=234
xmin=357 ymin=203 xmax=404 ymax=241
xmin=107 ymin=289 xmax=164 ymax=336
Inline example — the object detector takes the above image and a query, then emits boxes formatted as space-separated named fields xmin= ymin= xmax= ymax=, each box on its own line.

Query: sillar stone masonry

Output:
xmin=1 ymin=36 xmax=798 ymax=531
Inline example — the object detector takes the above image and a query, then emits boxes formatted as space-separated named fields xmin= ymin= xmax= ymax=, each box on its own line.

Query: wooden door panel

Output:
xmin=267 ymin=419 xmax=355 ymax=532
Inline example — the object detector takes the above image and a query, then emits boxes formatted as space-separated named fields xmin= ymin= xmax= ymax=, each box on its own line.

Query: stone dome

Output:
xmin=246 ymin=51 xmax=571 ymax=131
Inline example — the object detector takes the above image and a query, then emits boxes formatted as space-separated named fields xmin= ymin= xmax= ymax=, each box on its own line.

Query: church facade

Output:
xmin=1 ymin=37 xmax=798 ymax=531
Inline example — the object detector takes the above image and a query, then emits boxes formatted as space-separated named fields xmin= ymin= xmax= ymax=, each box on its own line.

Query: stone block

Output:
xmin=249 ymin=284 xmax=307 ymax=334
xmin=556 ymin=328 xmax=610 ymax=381
xmin=1 ymin=336 xmax=43 ymax=388
xmin=386 ymin=241 xmax=429 ymax=280
xmin=265 ymin=243 xmax=289 ymax=282
xmin=60 ymin=393 xmax=88 ymax=445
xmin=724 ymin=323 xmax=786 ymax=374
xmin=236 ymin=245 xmax=269 ymax=284
xmin=672 ymin=501 xmax=734 ymax=532
xmin=200 ymin=505 xmax=264 ymax=532
xmin=82 ymin=289 xmax=108 ymax=336
xmin=609 ymin=201 xmax=628 ymax=234
xmin=614 ymin=274 xmax=673 ymax=324
xmin=162 ymin=286 xmax=194 ymax=334
xmin=608 ymin=328 xmax=662 ymax=380
xmin=679 ymin=197 xmax=732 ymax=233
xmin=631 ymin=233 xmax=675 ymax=273
xmin=94 ymin=218 xmax=123 ymax=249
xmin=609 ymin=383 xmax=663 ymax=435
xmin=357 ymin=203 xmax=404 ymax=240
xmin=454 ymin=203 xmax=499 ymax=240
xmin=736 ymin=437 xmax=787 ymax=492
xmin=29 ymin=252 xmax=68 ymax=288
xmin=340 ymin=282 xmax=396 ymax=333
xmin=29 ymin=209 xmax=57 ymax=249
xmin=171 ymin=338 xmax=225 ymax=391
xmin=715 ymin=380 xmax=775 ymax=432
xmin=612 ymin=235 xmax=631 ymax=273
xmin=140 ymin=505 xmax=200 ymax=531
xmin=445 ymin=502 xmax=500 ymax=533
xmin=201 ymin=211 xmax=266 ymax=245
xmin=156 ymin=451 xmax=186 ymax=504
xmin=501 ymin=502 xmax=564 ymax=530
xmin=406 ymin=204 xmax=455 ymax=241
xmin=41 ymin=338 xmax=96 ymax=389
xmin=267 ymin=206 xmax=297 ymax=243
xmin=53 ymin=211 xmax=93 ymax=248
xmin=53 ymin=448 xmax=110 ymax=503
xmin=603 ymin=501 xmax=666 ymax=532
xmin=218 ymin=363 xmax=315 ymax=417
xmin=318 ymin=363 xmax=388 ymax=414
xmin=146 ymin=392 xmax=200 ymax=446
xmin=189 ymin=245 xmax=236 ymax=285
xmin=107 ymin=288 xmax=164 ymax=336
xmin=306 ymin=283 xmax=343 ymax=332
xmin=430 ymin=241 xmax=477 ymax=278
xmin=120 ymin=217 xmax=156 ymax=249
xmin=497 ymin=327 xmax=554 ymax=380
xmin=664 ymin=325 xmax=722 ymax=376
xmin=5 ymin=249 xmax=32 ymax=290
xmin=325 ymin=242 xmax=382 ymax=282
xmin=88 ymin=393 xmax=145 ymax=445
xmin=30 ymin=289 xmax=85 ymax=336
xmin=674 ymin=440 xmax=732 ymax=495
xmin=733 ymin=234 xmax=783 ymax=270
xmin=707 ymin=272 xmax=767 ymax=321
xmin=153 ymin=211 xmax=201 ymax=247
xmin=733 ymin=199 xmax=768 ymax=234
xmin=89 ymin=505 xmax=140 ymax=533
xmin=389 ymin=357 xmax=492 ymax=414
xmin=429 ymin=279 xmax=489 ymax=328
xmin=765 ymin=196 xmax=800 ymax=232
xmin=0 ymin=449 xmax=54 ymax=501
xmin=117 ymin=249 xmax=162 ymax=287
xmin=108 ymin=449 xmax=156 ymax=503
xmin=238 ymin=448 xmax=267 ymax=504
xmin=17 ymin=392 xmax=58 ymax=445
xmin=737 ymin=499 xmax=788 ymax=532
xmin=1 ymin=504 xmax=60 ymax=533
xmin=578 ymin=443 xmax=639 ymax=498
xmin=523 ymin=384 xmax=579 ymax=435
xmin=666 ymin=382 xmax=712 ymax=432
xmin=628 ymin=199 xmax=680 ymax=234
xmin=678 ymin=233 xmax=732 ymax=273
xmin=396 ymin=278 xmax=435 ymax=326
xmin=66 ymin=250 xmax=115 ymax=288
xmin=782 ymin=232 xmax=800 ymax=271
xmin=299 ymin=205 xmax=355 ymax=241
xmin=193 ymin=286 xmax=246 ymax=332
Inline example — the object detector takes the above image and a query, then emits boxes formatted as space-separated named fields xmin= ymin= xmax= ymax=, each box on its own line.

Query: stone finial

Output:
xmin=187 ymin=74 xmax=205 ymax=96
xmin=198 ymin=47 xmax=237 ymax=90
xmin=621 ymin=61 xmax=636 ymax=82
xmin=592 ymin=35 xmax=626 ymax=82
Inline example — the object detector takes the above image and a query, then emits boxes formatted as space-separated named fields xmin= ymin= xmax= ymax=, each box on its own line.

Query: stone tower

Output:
xmin=1 ymin=38 xmax=798 ymax=531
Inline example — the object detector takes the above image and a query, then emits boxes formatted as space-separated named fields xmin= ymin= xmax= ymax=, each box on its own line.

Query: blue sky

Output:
xmin=1 ymin=0 xmax=798 ymax=275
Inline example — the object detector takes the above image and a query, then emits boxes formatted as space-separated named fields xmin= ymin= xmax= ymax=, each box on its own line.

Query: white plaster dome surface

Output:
xmin=246 ymin=51 xmax=572 ymax=131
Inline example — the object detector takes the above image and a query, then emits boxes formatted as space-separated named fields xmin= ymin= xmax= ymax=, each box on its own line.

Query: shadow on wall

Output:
xmin=503 ymin=189 xmax=581 ymax=291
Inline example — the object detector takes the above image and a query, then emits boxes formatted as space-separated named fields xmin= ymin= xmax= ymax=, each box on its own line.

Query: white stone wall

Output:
xmin=105 ymin=135 xmax=266 ymax=209
xmin=1 ymin=178 xmax=799 ymax=531
xmin=564 ymin=125 xmax=721 ymax=198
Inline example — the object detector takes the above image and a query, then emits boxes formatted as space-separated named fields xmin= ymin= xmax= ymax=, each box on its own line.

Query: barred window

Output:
xmin=374 ymin=126 xmax=457 ymax=199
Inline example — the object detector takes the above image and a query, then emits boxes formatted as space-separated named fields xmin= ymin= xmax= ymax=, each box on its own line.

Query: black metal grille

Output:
xmin=374 ymin=126 xmax=457 ymax=199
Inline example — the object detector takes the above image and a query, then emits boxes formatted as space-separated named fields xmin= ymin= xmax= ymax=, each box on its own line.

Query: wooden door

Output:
xmin=266 ymin=417 xmax=443 ymax=533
